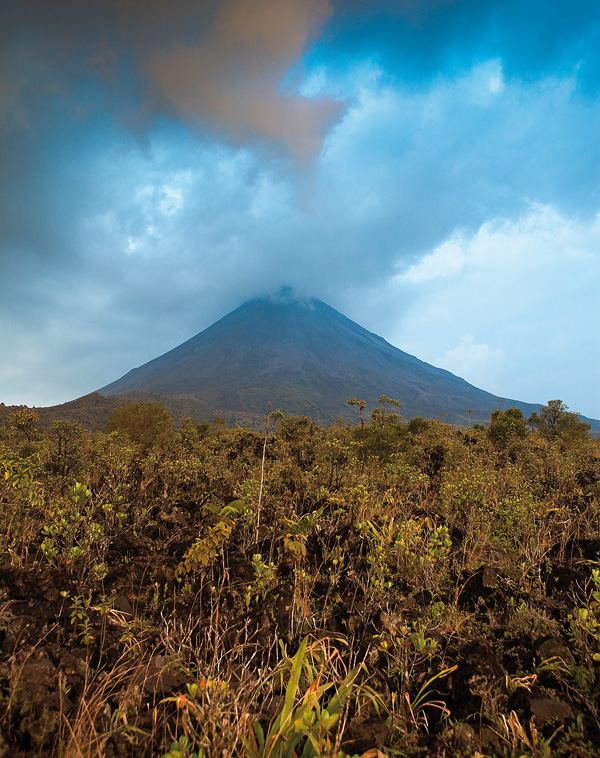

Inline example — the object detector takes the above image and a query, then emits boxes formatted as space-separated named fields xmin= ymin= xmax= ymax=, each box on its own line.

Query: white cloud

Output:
xmin=464 ymin=60 xmax=506 ymax=104
xmin=159 ymin=186 xmax=183 ymax=216
xmin=388 ymin=204 xmax=600 ymax=417
xmin=435 ymin=335 xmax=505 ymax=390
xmin=397 ymin=236 xmax=469 ymax=283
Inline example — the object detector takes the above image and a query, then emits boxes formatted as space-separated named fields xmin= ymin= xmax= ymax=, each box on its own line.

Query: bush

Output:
xmin=106 ymin=401 xmax=172 ymax=448
xmin=488 ymin=407 xmax=527 ymax=448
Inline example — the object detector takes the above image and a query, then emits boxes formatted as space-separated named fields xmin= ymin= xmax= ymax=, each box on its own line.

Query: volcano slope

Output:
xmin=97 ymin=295 xmax=555 ymax=427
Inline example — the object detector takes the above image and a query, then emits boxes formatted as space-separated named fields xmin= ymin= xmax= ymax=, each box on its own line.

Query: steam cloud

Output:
xmin=134 ymin=0 xmax=342 ymax=160
xmin=2 ymin=0 xmax=341 ymax=162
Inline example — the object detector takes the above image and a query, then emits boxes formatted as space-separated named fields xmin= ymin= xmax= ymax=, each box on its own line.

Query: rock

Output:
xmin=133 ymin=656 xmax=187 ymax=696
xmin=451 ymin=640 xmax=506 ymax=720
xmin=482 ymin=565 xmax=500 ymax=589
xmin=41 ymin=688 xmax=74 ymax=713
xmin=479 ymin=725 xmax=504 ymax=755
xmin=341 ymin=718 xmax=388 ymax=754
xmin=449 ymin=722 xmax=477 ymax=752
xmin=19 ymin=657 xmax=57 ymax=702
xmin=537 ymin=638 xmax=575 ymax=666
xmin=529 ymin=697 xmax=574 ymax=725
xmin=112 ymin=594 xmax=133 ymax=618
xmin=457 ymin=567 xmax=506 ymax=614
xmin=259 ymin=695 xmax=285 ymax=723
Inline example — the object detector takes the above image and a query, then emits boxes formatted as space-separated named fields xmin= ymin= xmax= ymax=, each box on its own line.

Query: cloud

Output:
xmin=322 ymin=0 xmax=600 ymax=86
xmin=2 ymin=0 xmax=343 ymax=163
xmin=1 ymin=1 xmax=599 ymax=419
xmin=398 ymin=237 xmax=469 ymax=283
xmin=305 ymin=55 xmax=600 ymax=310
xmin=435 ymin=336 xmax=505 ymax=393
xmin=132 ymin=0 xmax=343 ymax=162
xmin=389 ymin=204 xmax=600 ymax=417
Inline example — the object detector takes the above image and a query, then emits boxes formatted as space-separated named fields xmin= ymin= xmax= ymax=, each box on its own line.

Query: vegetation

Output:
xmin=0 ymin=398 xmax=599 ymax=756
xmin=106 ymin=401 xmax=173 ymax=448
xmin=528 ymin=399 xmax=591 ymax=443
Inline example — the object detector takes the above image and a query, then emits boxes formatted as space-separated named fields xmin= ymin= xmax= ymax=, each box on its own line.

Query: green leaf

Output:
xmin=281 ymin=637 xmax=308 ymax=727
xmin=253 ymin=720 xmax=265 ymax=751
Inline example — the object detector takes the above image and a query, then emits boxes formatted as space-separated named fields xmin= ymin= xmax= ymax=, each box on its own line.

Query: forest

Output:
xmin=0 ymin=397 xmax=598 ymax=757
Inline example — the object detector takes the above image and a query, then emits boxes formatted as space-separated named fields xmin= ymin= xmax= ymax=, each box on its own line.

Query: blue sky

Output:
xmin=1 ymin=0 xmax=599 ymax=418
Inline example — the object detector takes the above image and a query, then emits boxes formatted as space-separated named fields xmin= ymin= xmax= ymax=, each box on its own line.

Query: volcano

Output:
xmin=96 ymin=293 xmax=550 ymax=427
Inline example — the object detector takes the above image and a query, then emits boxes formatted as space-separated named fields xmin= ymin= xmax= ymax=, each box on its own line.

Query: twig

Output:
xmin=256 ymin=401 xmax=270 ymax=541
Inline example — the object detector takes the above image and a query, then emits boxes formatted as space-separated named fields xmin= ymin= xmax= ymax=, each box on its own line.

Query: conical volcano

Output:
xmin=97 ymin=294 xmax=547 ymax=426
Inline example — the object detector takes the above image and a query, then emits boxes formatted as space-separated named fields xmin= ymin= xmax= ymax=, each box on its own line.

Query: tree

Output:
xmin=106 ymin=402 xmax=172 ymax=448
xmin=49 ymin=419 xmax=85 ymax=477
xmin=488 ymin=407 xmax=527 ymax=448
xmin=370 ymin=394 xmax=402 ymax=427
xmin=347 ymin=398 xmax=366 ymax=431
xmin=407 ymin=416 xmax=430 ymax=435
xmin=529 ymin=399 xmax=590 ymax=442
xmin=10 ymin=407 xmax=39 ymax=442
xmin=358 ymin=395 xmax=405 ymax=462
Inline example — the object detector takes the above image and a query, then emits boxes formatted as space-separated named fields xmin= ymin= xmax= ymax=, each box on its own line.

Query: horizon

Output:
xmin=1 ymin=2 xmax=599 ymax=419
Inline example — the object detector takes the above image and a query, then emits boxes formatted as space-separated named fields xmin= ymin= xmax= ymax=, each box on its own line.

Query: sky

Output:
xmin=1 ymin=0 xmax=599 ymax=419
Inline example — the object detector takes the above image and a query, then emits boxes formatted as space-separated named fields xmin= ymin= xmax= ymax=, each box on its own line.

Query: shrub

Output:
xmin=106 ymin=401 xmax=173 ymax=448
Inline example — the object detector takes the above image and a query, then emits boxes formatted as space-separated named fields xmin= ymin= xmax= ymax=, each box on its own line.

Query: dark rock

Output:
xmin=133 ymin=656 xmax=187 ymax=696
xmin=112 ymin=594 xmax=133 ymax=618
xmin=529 ymin=697 xmax=575 ymax=725
xmin=451 ymin=640 xmax=506 ymax=719
xmin=458 ymin=567 xmax=506 ymax=614
xmin=449 ymin=722 xmax=477 ymax=752
xmin=341 ymin=718 xmax=388 ymax=754
xmin=479 ymin=725 xmax=504 ymax=755
xmin=482 ymin=565 xmax=500 ymax=589
xmin=537 ymin=637 xmax=575 ymax=666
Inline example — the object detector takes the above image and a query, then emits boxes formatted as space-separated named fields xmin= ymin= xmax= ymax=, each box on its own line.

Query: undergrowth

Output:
xmin=0 ymin=402 xmax=598 ymax=756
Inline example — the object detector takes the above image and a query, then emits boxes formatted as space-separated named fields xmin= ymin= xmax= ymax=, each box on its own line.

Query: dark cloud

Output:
xmin=127 ymin=0 xmax=343 ymax=161
xmin=1 ymin=0 xmax=343 ymax=162
xmin=0 ymin=0 xmax=346 ymax=372
xmin=320 ymin=0 xmax=600 ymax=86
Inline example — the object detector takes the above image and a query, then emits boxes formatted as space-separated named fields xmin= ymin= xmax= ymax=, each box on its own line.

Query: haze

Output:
xmin=1 ymin=1 xmax=599 ymax=418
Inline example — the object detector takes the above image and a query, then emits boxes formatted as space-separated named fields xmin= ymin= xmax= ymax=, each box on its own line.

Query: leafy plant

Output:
xmin=245 ymin=553 xmax=278 ymax=607
xmin=245 ymin=637 xmax=379 ymax=758
xmin=163 ymin=735 xmax=203 ymax=758
xmin=175 ymin=502 xmax=243 ymax=580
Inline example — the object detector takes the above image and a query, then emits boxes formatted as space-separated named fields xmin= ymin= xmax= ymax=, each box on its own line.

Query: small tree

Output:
xmin=370 ymin=394 xmax=402 ymax=427
xmin=347 ymin=397 xmax=366 ymax=431
xmin=529 ymin=399 xmax=590 ymax=443
xmin=488 ymin=407 xmax=527 ymax=448
xmin=361 ymin=395 xmax=405 ymax=462
xmin=49 ymin=419 xmax=85 ymax=477
xmin=407 ymin=416 xmax=430 ymax=435
xmin=106 ymin=402 xmax=172 ymax=448
xmin=10 ymin=407 xmax=39 ymax=442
